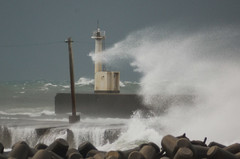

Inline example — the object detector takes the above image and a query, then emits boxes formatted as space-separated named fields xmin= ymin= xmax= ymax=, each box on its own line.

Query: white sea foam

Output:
xmin=119 ymin=81 xmax=125 ymax=87
xmin=8 ymin=127 xmax=38 ymax=147
xmin=74 ymin=77 xmax=133 ymax=88
xmin=44 ymin=83 xmax=58 ymax=87
xmin=37 ymin=128 xmax=69 ymax=146
xmin=98 ymin=111 xmax=162 ymax=151
xmin=0 ymin=110 xmax=55 ymax=117
xmin=75 ymin=77 xmax=94 ymax=86
xmin=61 ymin=85 xmax=70 ymax=89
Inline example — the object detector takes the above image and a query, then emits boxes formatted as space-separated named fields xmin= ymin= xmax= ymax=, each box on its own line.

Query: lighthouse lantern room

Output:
xmin=91 ymin=27 xmax=120 ymax=93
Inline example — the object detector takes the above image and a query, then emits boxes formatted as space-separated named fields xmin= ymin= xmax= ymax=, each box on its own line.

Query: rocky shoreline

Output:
xmin=1 ymin=134 xmax=240 ymax=159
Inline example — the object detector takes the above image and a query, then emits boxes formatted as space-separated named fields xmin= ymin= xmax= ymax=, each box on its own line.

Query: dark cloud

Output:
xmin=0 ymin=0 xmax=239 ymax=81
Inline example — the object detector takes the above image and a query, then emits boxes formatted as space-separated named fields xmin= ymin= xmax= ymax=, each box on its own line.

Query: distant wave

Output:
xmin=75 ymin=77 xmax=139 ymax=88
xmin=0 ymin=110 xmax=55 ymax=117
xmin=44 ymin=83 xmax=58 ymax=87
xmin=75 ymin=77 xmax=94 ymax=86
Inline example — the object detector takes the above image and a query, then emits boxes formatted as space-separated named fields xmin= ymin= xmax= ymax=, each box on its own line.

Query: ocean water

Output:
xmin=0 ymin=78 xmax=158 ymax=150
xmin=1 ymin=26 xmax=240 ymax=151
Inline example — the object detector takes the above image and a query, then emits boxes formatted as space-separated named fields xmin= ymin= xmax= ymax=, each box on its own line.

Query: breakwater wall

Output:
xmin=55 ymin=93 xmax=147 ymax=118
xmin=1 ymin=134 xmax=240 ymax=159
xmin=0 ymin=125 xmax=122 ymax=149
xmin=55 ymin=93 xmax=195 ymax=118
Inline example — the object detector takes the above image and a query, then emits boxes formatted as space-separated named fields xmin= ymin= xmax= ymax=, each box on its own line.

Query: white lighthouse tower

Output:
xmin=91 ymin=27 xmax=120 ymax=93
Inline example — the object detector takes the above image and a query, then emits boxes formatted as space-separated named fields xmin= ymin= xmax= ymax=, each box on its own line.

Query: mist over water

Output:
xmin=90 ymin=26 xmax=240 ymax=144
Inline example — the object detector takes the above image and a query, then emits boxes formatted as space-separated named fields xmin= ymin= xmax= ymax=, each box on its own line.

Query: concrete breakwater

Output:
xmin=0 ymin=125 xmax=122 ymax=149
xmin=55 ymin=93 xmax=195 ymax=118
xmin=1 ymin=134 xmax=240 ymax=159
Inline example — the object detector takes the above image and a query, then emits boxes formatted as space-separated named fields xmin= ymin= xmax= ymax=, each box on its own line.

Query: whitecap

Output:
xmin=75 ymin=77 xmax=94 ymax=86
xmin=44 ymin=83 xmax=58 ymax=87
xmin=119 ymin=81 xmax=125 ymax=87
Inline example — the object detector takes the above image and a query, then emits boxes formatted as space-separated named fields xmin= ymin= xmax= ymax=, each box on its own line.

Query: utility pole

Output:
xmin=65 ymin=37 xmax=80 ymax=123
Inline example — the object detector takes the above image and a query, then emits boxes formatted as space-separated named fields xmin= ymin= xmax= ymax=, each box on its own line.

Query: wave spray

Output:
xmin=90 ymin=26 xmax=240 ymax=145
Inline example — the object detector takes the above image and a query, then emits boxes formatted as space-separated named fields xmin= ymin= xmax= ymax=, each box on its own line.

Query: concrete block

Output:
xmin=86 ymin=149 xmax=106 ymax=158
xmin=46 ymin=138 xmax=69 ymax=158
xmin=223 ymin=143 xmax=240 ymax=154
xmin=78 ymin=141 xmax=97 ymax=158
xmin=173 ymin=147 xmax=193 ymax=159
xmin=34 ymin=143 xmax=48 ymax=150
xmin=8 ymin=142 xmax=31 ymax=159
xmin=207 ymin=146 xmax=238 ymax=159
xmin=128 ymin=151 xmax=145 ymax=159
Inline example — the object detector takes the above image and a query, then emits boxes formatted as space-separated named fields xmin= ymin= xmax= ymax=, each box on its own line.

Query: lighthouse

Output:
xmin=91 ymin=27 xmax=120 ymax=93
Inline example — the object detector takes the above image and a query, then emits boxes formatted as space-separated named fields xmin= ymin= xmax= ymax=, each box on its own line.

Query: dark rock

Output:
xmin=46 ymin=138 xmax=69 ymax=158
xmin=66 ymin=148 xmax=80 ymax=157
xmin=106 ymin=151 xmax=124 ymax=159
xmin=223 ymin=143 xmax=240 ymax=154
xmin=128 ymin=151 xmax=145 ymax=159
xmin=8 ymin=142 xmax=31 ymax=159
xmin=207 ymin=146 xmax=238 ymax=159
xmin=34 ymin=143 xmax=48 ymax=150
xmin=78 ymin=141 xmax=97 ymax=158
xmin=121 ymin=147 xmax=140 ymax=158
xmin=0 ymin=143 xmax=3 ymax=154
xmin=208 ymin=141 xmax=226 ymax=148
xmin=173 ymin=147 xmax=193 ymax=159
xmin=0 ymin=154 xmax=7 ymax=159
xmin=68 ymin=152 xmax=83 ymax=159
xmin=192 ymin=145 xmax=209 ymax=159
xmin=32 ymin=150 xmax=52 ymax=159
xmin=140 ymin=145 xmax=158 ymax=159
xmin=161 ymin=135 xmax=181 ymax=158
xmin=86 ymin=149 xmax=106 ymax=158
xmin=94 ymin=153 xmax=105 ymax=159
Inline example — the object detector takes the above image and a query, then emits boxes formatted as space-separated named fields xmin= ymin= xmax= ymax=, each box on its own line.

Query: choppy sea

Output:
xmin=0 ymin=77 xmax=163 ymax=150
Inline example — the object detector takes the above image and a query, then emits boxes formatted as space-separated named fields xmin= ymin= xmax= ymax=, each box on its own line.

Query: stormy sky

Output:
xmin=0 ymin=0 xmax=240 ymax=82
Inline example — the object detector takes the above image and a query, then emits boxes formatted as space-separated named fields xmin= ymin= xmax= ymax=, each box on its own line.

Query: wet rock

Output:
xmin=78 ymin=141 xmax=97 ymax=158
xmin=207 ymin=146 xmax=238 ymax=159
xmin=66 ymin=148 xmax=80 ymax=157
xmin=68 ymin=152 xmax=83 ymax=159
xmin=86 ymin=149 xmax=106 ymax=158
xmin=190 ymin=137 xmax=207 ymax=147
xmin=121 ymin=146 xmax=140 ymax=159
xmin=46 ymin=138 xmax=69 ymax=158
xmin=161 ymin=135 xmax=179 ymax=158
xmin=208 ymin=141 xmax=226 ymax=148
xmin=192 ymin=145 xmax=209 ymax=159
xmin=0 ymin=154 xmax=7 ymax=159
xmin=0 ymin=142 xmax=3 ymax=154
xmin=94 ymin=152 xmax=106 ymax=159
xmin=106 ymin=151 xmax=124 ymax=159
xmin=34 ymin=143 xmax=48 ymax=150
xmin=173 ymin=147 xmax=193 ymax=159
xmin=32 ymin=150 xmax=52 ymax=159
xmin=8 ymin=142 xmax=31 ymax=159
xmin=140 ymin=145 xmax=158 ymax=159
xmin=66 ymin=148 xmax=83 ymax=159
xmin=128 ymin=151 xmax=145 ymax=159
xmin=223 ymin=143 xmax=240 ymax=154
